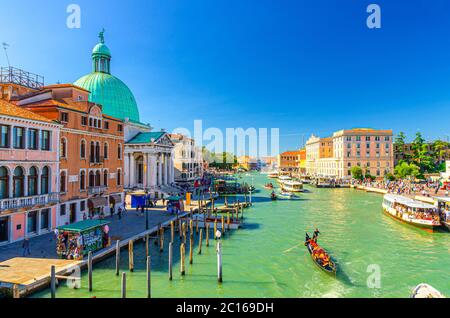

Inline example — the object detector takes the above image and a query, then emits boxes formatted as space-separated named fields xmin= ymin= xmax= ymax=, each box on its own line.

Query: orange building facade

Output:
xmin=17 ymin=84 xmax=125 ymax=226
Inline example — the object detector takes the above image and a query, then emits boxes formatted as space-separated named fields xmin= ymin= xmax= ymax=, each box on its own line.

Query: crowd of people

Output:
xmin=352 ymin=179 xmax=448 ymax=198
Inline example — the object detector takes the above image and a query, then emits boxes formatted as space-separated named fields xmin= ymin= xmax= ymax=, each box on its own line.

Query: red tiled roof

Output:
xmin=0 ymin=99 xmax=53 ymax=123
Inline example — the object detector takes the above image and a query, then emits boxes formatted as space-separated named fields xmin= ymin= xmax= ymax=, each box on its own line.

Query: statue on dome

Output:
xmin=99 ymin=28 xmax=105 ymax=43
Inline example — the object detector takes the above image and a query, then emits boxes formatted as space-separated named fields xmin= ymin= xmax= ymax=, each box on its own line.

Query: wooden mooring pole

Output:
xmin=217 ymin=242 xmax=223 ymax=283
xmin=129 ymin=240 xmax=134 ymax=272
xmin=145 ymin=234 xmax=149 ymax=257
xmin=115 ymin=240 xmax=120 ymax=276
xmin=88 ymin=251 xmax=93 ymax=292
xmin=12 ymin=284 xmax=20 ymax=299
xmin=180 ymin=243 xmax=186 ymax=275
xmin=171 ymin=221 xmax=174 ymax=243
xmin=50 ymin=265 xmax=56 ymax=299
xmin=206 ymin=223 xmax=210 ymax=247
xmin=189 ymin=232 xmax=194 ymax=264
xmin=159 ymin=227 xmax=164 ymax=252
xmin=198 ymin=229 xmax=203 ymax=255
xmin=214 ymin=220 xmax=218 ymax=240
xmin=147 ymin=256 xmax=151 ymax=298
xmin=169 ymin=242 xmax=173 ymax=281
xmin=121 ymin=272 xmax=126 ymax=298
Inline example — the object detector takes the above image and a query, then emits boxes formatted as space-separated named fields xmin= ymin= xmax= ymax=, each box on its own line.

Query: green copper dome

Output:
xmin=74 ymin=30 xmax=140 ymax=122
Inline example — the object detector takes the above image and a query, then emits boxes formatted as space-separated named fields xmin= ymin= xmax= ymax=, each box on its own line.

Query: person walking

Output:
xmin=22 ymin=237 xmax=31 ymax=256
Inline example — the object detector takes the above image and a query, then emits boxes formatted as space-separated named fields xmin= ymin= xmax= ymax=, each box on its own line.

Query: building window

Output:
xmin=60 ymin=138 xmax=67 ymax=158
xmin=60 ymin=171 xmax=67 ymax=193
xmin=89 ymin=118 xmax=93 ymax=127
xmin=60 ymin=112 xmax=69 ymax=123
xmin=41 ymin=130 xmax=51 ymax=151
xmin=13 ymin=127 xmax=25 ymax=149
xmin=80 ymin=171 xmax=86 ymax=191
xmin=81 ymin=116 xmax=88 ymax=126
xmin=95 ymin=171 xmax=101 ymax=186
xmin=118 ymin=124 xmax=123 ymax=132
xmin=117 ymin=169 xmax=122 ymax=186
xmin=40 ymin=209 xmax=50 ymax=230
xmin=28 ymin=129 xmax=39 ymax=150
xmin=104 ymin=143 xmax=108 ymax=159
xmin=118 ymin=144 xmax=122 ymax=160
xmin=0 ymin=167 xmax=9 ymax=199
xmin=27 ymin=211 xmax=37 ymax=234
xmin=60 ymin=204 xmax=66 ymax=216
xmin=0 ymin=125 xmax=10 ymax=148
xmin=80 ymin=200 xmax=86 ymax=212
xmin=41 ymin=167 xmax=50 ymax=194
xmin=104 ymin=121 xmax=109 ymax=130
xmin=89 ymin=171 xmax=95 ymax=187
xmin=80 ymin=140 xmax=86 ymax=159
xmin=28 ymin=167 xmax=38 ymax=196
xmin=13 ymin=167 xmax=24 ymax=198
xmin=103 ymin=170 xmax=108 ymax=187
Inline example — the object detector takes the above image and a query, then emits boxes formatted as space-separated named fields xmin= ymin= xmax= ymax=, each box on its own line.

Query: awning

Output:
xmin=88 ymin=196 xmax=108 ymax=209
xmin=109 ymin=194 xmax=122 ymax=205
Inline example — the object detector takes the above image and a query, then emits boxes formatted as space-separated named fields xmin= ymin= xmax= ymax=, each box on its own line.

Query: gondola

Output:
xmin=264 ymin=183 xmax=274 ymax=190
xmin=305 ymin=235 xmax=336 ymax=275
xmin=270 ymin=192 xmax=277 ymax=201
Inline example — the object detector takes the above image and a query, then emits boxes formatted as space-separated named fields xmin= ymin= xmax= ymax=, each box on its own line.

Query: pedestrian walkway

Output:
xmin=0 ymin=207 xmax=176 ymax=262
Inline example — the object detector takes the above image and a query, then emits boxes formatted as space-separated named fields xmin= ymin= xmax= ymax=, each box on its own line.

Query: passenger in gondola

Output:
xmin=305 ymin=233 xmax=311 ymax=244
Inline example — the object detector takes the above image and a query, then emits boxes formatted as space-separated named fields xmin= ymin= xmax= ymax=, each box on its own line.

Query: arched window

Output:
xmin=118 ymin=144 xmax=122 ymax=160
xmin=60 ymin=171 xmax=67 ymax=193
xmin=117 ymin=169 xmax=122 ymax=186
xmin=90 ymin=142 xmax=95 ymax=163
xmin=41 ymin=167 xmax=50 ymax=194
xmin=95 ymin=171 xmax=101 ymax=186
xmin=80 ymin=140 xmax=86 ymax=159
xmin=104 ymin=143 xmax=108 ymax=159
xmin=89 ymin=171 xmax=95 ymax=187
xmin=60 ymin=138 xmax=67 ymax=158
xmin=0 ymin=167 xmax=9 ymax=199
xmin=80 ymin=171 xmax=86 ymax=191
xmin=13 ymin=167 xmax=24 ymax=198
xmin=103 ymin=170 xmax=108 ymax=187
xmin=28 ymin=167 xmax=38 ymax=196
xmin=96 ymin=142 xmax=101 ymax=162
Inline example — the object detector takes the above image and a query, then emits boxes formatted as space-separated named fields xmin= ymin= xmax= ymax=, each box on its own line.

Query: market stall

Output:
xmin=56 ymin=220 xmax=111 ymax=260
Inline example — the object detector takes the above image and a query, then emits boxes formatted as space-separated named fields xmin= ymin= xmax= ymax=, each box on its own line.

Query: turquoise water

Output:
xmin=35 ymin=173 xmax=450 ymax=298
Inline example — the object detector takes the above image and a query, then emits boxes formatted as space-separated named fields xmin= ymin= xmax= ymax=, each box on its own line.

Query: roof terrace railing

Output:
xmin=0 ymin=66 xmax=44 ymax=90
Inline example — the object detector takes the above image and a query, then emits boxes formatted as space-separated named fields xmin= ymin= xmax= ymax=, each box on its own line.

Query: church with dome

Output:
xmin=74 ymin=31 xmax=177 ymax=194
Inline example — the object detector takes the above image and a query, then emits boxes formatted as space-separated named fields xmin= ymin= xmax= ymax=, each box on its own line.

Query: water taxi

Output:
xmin=435 ymin=197 xmax=450 ymax=231
xmin=268 ymin=171 xmax=279 ymax=179
xmin=382 ymin=194 xmax=441 ymax=231
xmin=278 ymin=191 xmax=297 ymax=200
xmin=280 ymin=179 xmax=304 ymax=192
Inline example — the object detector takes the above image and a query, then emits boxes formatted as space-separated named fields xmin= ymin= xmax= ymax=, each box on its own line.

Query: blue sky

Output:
xmin=1 ymin=0 xmax=450 ymax=154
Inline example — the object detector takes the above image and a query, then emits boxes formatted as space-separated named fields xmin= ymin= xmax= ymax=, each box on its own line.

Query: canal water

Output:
xmin=35 ymin=173 xmax=450 ymax=298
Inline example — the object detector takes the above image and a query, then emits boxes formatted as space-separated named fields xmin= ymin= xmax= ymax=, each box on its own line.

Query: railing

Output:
xmin=0 ymin=193 xmax=60 ymax=211
xmin=88 ymin=186 xmax=108 ymax=195
xmin=90 ymin=156 xmax=105 ymax=165
xmin=0 ymin=66 xmax=44 ymax=90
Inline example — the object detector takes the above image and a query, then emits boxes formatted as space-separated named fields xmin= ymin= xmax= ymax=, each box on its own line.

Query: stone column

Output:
xmin=163 ymin=154 xmax=168 ymax=185
xmin=143 ymin=153 xmax=148 ymax=189
xmin=130 ymin=154 xmax=136 ymax=187
xmin=157 ymin=154 xmax=163 ymax=186
xmin=124 ymin=153 xmax=130 ymax=187
xmin=149 ymin=154 xmax=157 ymax=189
xmin=169 ymin=154 xmax=175 ymax=183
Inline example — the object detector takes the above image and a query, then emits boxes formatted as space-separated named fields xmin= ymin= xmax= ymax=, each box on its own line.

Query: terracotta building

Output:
xmin=17 ymin=84 xmax=125 ymax=226
xmin=278 ymin=150 xmax=305 ymax=174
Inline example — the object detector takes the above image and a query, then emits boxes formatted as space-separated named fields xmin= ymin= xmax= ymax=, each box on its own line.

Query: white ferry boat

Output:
xmin=435 ymin=197 xmax=450 ymax=230
xmin=280 ymin=179 xmax=304 ymax=192
xmin=268 ymin=171 xmax=279 ymax=179
xmin=382 ymin=194 xmax=442 ymax=231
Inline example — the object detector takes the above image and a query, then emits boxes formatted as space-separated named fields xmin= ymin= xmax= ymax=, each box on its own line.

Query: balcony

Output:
xmin=90 ymin=156 xmax=105 ymax=166
xmin=0 ymin=193 xmax=60 ymax=212
xmin=88 ymin=186 xmax=108 ymax=195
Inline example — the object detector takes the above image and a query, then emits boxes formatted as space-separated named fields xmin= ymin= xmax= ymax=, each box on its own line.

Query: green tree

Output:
xmin=351 ymin=166 xmax=363 ymax=180
xmin=394 ymin=132 xmax=411 ymax=163
xmin=394 ymin=162 xmax=420 ymax=180
xmin=432 ymin=140 xmax=450 ymax=165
